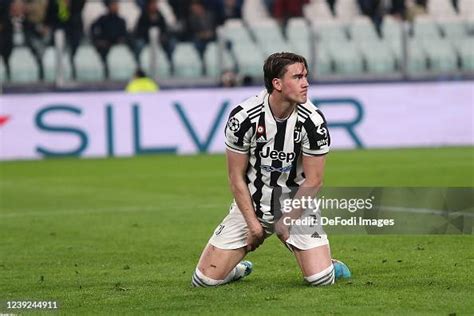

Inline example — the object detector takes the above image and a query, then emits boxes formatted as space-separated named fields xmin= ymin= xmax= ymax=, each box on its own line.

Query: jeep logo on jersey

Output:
xmin=260 ymin=147 xmax=296 ymax=163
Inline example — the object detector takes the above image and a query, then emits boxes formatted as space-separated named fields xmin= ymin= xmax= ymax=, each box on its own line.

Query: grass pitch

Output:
xmin=0 ymin=147 xmax=473 ymax=315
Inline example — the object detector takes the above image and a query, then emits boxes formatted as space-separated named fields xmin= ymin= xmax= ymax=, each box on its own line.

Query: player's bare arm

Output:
xmin=275 ymin=154 xmax=326 ymax=242
xmin=226 ymin=149 xmax=265 ymax=251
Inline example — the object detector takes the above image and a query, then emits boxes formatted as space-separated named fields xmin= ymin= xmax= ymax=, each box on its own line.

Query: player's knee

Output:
xmin=191 ymin=268 xmax=223 ymax=288
xmin=304 ymin=265 xmax=335 ymax=287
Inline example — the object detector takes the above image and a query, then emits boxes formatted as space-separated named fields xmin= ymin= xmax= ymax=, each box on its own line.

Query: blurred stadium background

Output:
xmin=0 ymin=0 xmax=473 ymax=314
xmin=0 ymin=0 xmax=473 ymax=91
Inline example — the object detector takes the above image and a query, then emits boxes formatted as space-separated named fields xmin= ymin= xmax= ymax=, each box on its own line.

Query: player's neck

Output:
xmin=268 ymin=93 xmax=296 ymax=120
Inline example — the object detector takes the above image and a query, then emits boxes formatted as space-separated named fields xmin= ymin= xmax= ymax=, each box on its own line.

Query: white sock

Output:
xmin=192 ymin=267 xmax=238 ymax=287
xmin=221 ymin=267 xmax=238 ymax=284
xmin=304 ymin=265 xmax=335 ymax=286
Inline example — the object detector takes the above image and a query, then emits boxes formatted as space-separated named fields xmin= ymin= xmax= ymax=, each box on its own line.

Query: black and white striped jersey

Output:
xmin=225 ymin=90 xmax=330 ymax=221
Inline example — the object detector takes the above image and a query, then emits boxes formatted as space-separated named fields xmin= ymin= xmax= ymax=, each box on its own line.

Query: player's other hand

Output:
xmin=246 ymin=222 xmax=265 ymax=252
xmin=275 ymin=217 xmax=290 ymax=243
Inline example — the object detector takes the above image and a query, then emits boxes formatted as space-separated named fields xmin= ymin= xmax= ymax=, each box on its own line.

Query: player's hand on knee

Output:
xmin=275 ymin=217 xmax=290 ymax=243
xmin=245 ymin=222 xmax=265 ymax=252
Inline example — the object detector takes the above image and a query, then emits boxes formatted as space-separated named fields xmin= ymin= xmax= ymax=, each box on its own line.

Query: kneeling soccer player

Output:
xmin=192 ymin=52 xmax=351 ymax=288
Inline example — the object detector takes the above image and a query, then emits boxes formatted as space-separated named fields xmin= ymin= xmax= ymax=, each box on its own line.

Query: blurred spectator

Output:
xmin=203 ymin=0 xmax=243 ymax=25
xmin=405 ymin=0 xmax=427 ymax=21
xmin=45 ymin=0 xmax=85 ymax=78
xmin=272 ymin=0 xmax=309 ymax=25
xmin=188 ymin=0 xmax=215 ymax=73
xmin=262 ymin=0 xmax=275 ymax=13
xmin=326 ymin=0 xmax=336 ymax=15
xmin=23 ymin=0 xmax=51 ymax=80
xmin=126 ymin=68 xmax=159 ymax=93
xmin=0 ymin=0 xmax=15 ymax=79
xmin=25 ymin=0 xmax=49 ymax=31
xmin=241 ymin=74 xmax=253 ymax=86
xmin=0 ymin=0 xmax=39 ymax=79
xmin=388 ymin=0 xmax=406 ymax=19
xmin=357 ymin=0 xmax=384 ymax=29
xmin=90 ymin=0 xmax=129 ymax=78
xmin=169 ymin=0 xmax=190 ymax=21
xmin=219 ymin=69 xmax=237 ymax=87
xmin=135 ymin=0 xmax=146 ymax=10
xmin=452 ymin=0 xmax=459 ymax=13
xmin=133 ymin=0 xmax=175 ymax=70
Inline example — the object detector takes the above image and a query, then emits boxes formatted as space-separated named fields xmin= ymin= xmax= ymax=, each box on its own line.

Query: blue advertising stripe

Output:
xmin=105 ymin=105 xmax=114 ymax=157
xmin=173 ymin=101 xmax=230 ymax=153
xmin=132 ymin=104 xmax=177 ymax=154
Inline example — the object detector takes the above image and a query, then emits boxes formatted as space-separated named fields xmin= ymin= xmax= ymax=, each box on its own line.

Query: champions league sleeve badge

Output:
xmin=227 ymin=117 xmax=240 ymax=132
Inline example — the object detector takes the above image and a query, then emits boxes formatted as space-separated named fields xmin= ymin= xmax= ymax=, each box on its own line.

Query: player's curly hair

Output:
xmin=263 ymin=52 xmax=308 ymax=94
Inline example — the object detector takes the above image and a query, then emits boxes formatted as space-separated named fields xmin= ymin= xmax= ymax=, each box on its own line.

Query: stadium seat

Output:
xmin=349 ymin=16 xmax=379 ymax=42
xmin=348 ymin=16 xmax=396 ymax=74
xmin=139 ymin=45 xmax=171 ymax=79
xmin=286 ymin=18 xmax=311 ymax=57
xmin=204 ymin=42 xmax=235 ymax=77
xmin=427 ymin=0 xmax=457 ymax=18
xmin=406 ymin=40 xmax=428 ymax=75
xmin=420 ymin=39 xmax=458 ymax=73
xmin=82 ymin=1 xmax=106 ymax=36
xmin=381 ymin=16 xmax=404 ymax=63
xmin=42 ymin=46 xmax=73 ymax=83
xmin=326 ymin=41 xmax=364 ymax=75
xmin=172 ymin=43 xmax=202 ymax=78
xmin=466 ymin=16 xmax=474 ymax=34
xmin=383 ymin=39 xmax=402 ymax=65
xmin=9 ymin=46 xmax=40 ymax=83
xmin=412 ymin=16 xmax=443 ymax=40
xmin=313 ymin=46 xmax=332 ymax=77
xmin=242 ymin=0 xmax=270 ymax=25
xmin=222 ymin=19 xmax=255 ymax=45
xmin=303 ymin=0 xmax=334 ymax=22
xmin=222 ymin=19 xmax=264 ymax=77
xmin=107 ymin=44 xmax=137 ymax=81
xmin=359 ymin=41 xmax=397 ymax=74
xmin=381 ymin=15 xmax=403 ymax=41
xmin=247 ymin=19 xmax=292 ymax=55
xmin=334 ymin=0 xmax=361 ymax=21
xmin=73 ymin=44 xmax=105 ymax=82
xmin=232 ymin=43 xmax=265 ymax=77
xmin=312 ymin=20 xmax=348 ymax=43
xmin=453 ymin=39 xmax=474 ymax=72
xmin=458 ymin=0 xmax=474 ymax=18
xmin=119 ymin=1 xmax=141 ymax=32
xmin=438 ymin=17 xmax=469 ymax=40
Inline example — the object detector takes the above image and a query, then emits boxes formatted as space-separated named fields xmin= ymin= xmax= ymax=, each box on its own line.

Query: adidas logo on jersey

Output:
xmin=256 ymin=135 xmax=267 ymax=143
xmin=260 ymin=147 xmax=296 ymax=163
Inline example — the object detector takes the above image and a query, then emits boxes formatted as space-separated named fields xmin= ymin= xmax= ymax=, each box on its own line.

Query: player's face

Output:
xmin=279 ymin=63 xmax=309 ymax=104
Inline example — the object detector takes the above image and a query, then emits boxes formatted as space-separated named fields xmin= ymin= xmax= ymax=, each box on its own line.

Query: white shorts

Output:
xmin=208 ymin=203 xmax=329 ymax=251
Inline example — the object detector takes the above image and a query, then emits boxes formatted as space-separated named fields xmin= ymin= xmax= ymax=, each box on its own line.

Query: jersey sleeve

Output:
xmin=224 ymin=106 xmax=253 ymax=154
xmin=301 ymin=110 xmax=330 ymax=156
